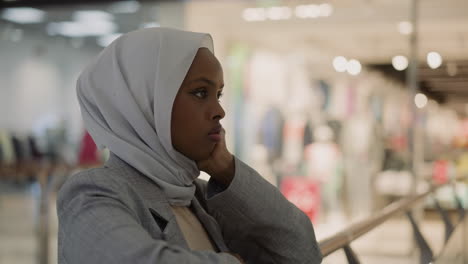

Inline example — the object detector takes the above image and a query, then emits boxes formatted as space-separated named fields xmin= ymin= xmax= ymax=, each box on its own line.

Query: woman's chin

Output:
xmin=199 ymin=149 xmax=215 ymax=161
xmin=188 ymin=147 xmax=215 ymax=162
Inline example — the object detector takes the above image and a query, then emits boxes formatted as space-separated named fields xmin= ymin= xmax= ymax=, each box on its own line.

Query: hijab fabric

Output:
xmin=76 ymin=27 xmax=214 ymax=206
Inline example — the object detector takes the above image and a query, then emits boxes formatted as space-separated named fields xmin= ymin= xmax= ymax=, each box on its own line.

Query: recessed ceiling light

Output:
xmin=333 ymin=56 xmax=347 ymax=72
xmin=392 ymin=55 xmax=409 ymax=71
xmin=1 ymin=7 xmax=46 ymax=24
xmin=415 ymin=93 xmax=428 ymax=108
xmin=73 ymin=10 xmax=113 ymax=22
xmin=347 ymin=59 xmax=362 ymax=75
xmin=427 ymin=51 xmax=442 ymax=69
xmin=47 ymin=20 xmax=117 ymax=37
xmin=398 ymin=21 xmax=413 ymax=35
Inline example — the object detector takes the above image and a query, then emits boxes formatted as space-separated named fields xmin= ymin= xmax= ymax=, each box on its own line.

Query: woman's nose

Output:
xmin=212 ymin=101 xmax=225 ymax=121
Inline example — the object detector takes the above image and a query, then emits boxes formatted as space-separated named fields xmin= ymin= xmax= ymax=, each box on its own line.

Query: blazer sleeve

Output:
xmin=56 ymin=170 xmax=240 ymax=264
xmin=204 ymin=157 xmax=323 ymax=264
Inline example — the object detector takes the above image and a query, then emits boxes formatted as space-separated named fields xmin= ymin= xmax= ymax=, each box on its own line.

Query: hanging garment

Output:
xmin=78 ymin=131 xmax=100 ymax=166
xmin=258 ymin=106 xmax=284 ymax=161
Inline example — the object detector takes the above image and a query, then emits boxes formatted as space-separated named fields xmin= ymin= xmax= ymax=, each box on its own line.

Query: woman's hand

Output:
xmin=196 ymin=128 xmax=235 ymax=186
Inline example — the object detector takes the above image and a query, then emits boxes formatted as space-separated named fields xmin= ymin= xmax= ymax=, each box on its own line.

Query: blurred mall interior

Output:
xmin=0 ymin=0 xmax=467 ymax=263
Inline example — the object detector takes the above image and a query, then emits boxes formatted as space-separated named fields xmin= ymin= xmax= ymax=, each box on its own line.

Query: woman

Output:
xmin=57 ymin=27 xmax=322 ymax=264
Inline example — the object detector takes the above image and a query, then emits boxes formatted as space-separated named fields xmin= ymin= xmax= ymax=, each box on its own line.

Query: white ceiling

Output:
xmin=186 ymin=0 xmax=468 ymax=64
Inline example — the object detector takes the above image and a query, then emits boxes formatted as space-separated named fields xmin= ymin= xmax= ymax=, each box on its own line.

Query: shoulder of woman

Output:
xmin=57 ymin=166 xmax=168 ymax=214
xmin=60 ymin=166 xmax=127 ymax=192
xmin=56 ymin=167 xmax=135 ymax=213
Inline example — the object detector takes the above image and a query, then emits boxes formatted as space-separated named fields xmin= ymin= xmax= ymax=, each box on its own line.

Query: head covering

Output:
xmin=76 ymin=27 xmax=214 ymax=206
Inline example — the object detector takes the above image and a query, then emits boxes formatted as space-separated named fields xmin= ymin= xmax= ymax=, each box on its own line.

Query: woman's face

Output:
xmin=171 ymin=48 xmax=225 ymax=161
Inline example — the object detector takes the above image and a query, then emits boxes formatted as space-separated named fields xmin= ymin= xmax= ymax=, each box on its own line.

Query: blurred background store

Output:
xmin=0 ymin=0 xmax=467 ymax=263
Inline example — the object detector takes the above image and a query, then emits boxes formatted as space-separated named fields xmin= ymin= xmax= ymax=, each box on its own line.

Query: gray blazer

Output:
xmin=57 ymin=154 xmax=322 ymax=263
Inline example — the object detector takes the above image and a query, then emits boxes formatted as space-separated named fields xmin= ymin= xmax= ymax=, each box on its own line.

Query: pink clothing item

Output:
xmin=78 ymin=131 xmax=99 ymax=166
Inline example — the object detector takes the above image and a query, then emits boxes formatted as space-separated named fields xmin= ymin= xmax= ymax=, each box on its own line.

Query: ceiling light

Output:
xmin=333 ymin=56 xmax=347 ymax=72
xmin=47 ymin=20 xmax=117 ymax=37
xmin=295 ymin=5 xmax=309 ymax=18
xmin=306 ymin=5 xmax=320 ymax=18
xmin=398 ymin=21 xmax=413 ymax=35
xmin=347 ymin=59 xmax=361 ymax=75
xmin=242 ymin=8 xmax=266 ymax=22
xmin=415 ymin=93 xmax=428 ymax=108
xmin=266 ymin=6 xmax=292 ymax=20
xmin=392 ymin=55 xmax=408 ymax=71
xmin=295 ymin=5 xmax=320 ymax=18
xmin=1 ymin=7 xmax=46 ymax=24
xmin=73 ymin=10 xmax=113 ymax=22
xmin=318 ymin=4 xmax=333 ymax=17
xmin=427 ymin=51 xmax=442 ymax=69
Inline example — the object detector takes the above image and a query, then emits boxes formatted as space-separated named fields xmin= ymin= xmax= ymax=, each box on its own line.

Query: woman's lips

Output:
xmin=208 ymin=125 xmax=222 ymax=142
xmin=208 ymin=133 xmax=222 ymax=142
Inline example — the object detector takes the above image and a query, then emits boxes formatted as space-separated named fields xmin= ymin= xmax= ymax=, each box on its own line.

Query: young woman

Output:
xmin=57 ymin=27 xmax=322 ymax=264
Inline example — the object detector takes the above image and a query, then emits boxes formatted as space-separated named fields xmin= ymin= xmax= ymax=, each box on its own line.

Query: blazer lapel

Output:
xmin=190 ymin=198 xmax=229 ymax=252
xmin=147 ymin=199 xmax=190 ymax=249
xmin=104 ymin=153 xmax=224 ymax=251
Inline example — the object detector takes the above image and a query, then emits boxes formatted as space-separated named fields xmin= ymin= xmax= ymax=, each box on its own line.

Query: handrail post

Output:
xmin=343 ymin=245 xmax=360 ymax=264
xmin=451 ymin=185 xmax=465 ymax=221
xmin=432 ymin=197 xmax=454 ymax=242
xmin=318 ymin=182 xmax=461 ymax=260
xmin=406 ymin=211 xmax=433 ymax=264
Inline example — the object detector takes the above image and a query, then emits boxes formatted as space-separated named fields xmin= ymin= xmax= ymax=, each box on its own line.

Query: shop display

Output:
xmin=304 ymin=125 xmax=343 ymax=215
xmin=280 ymin=176 xmax=320 ymax=223
xmin=0 ymin=130 xmax=16 ymax=165
xmin=258 ymin=106 xmax=284 ymax=162
xmin=224 ymin=46 xmax=468 ymax=221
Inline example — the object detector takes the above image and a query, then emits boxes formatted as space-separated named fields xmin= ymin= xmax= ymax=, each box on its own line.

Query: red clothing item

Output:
xmin=78 ymin=131 xmax=99 ymax=166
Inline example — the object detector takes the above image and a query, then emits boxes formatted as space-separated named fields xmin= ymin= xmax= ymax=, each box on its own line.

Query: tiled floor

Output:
xmin=0 ymin=181 xmax=457 ymax=264
xmin=0 ymin=183 xmax=39 ymax=264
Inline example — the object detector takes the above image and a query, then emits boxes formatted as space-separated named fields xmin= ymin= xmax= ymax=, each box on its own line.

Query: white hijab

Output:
xmin=77 ymin=27 xmax=214 ymax=206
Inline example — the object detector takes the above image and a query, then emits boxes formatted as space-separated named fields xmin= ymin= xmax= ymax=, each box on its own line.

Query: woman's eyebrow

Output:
xmin=190 ymin=77 xmax=224 ymax=88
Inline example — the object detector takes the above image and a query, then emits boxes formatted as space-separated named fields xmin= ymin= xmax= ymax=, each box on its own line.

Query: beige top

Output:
xmin=170 ymin=206 xmax=217 ymax=251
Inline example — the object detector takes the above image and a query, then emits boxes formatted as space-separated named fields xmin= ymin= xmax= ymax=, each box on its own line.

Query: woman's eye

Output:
xmin=192 ymin=90 xmax=208 ymax=98
xmin=217 ymin=92 xmax=224 ymax=100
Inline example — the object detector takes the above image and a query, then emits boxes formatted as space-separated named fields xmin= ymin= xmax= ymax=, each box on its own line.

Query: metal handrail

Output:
xmin=318 ymin=183 xmax=447 ymax=258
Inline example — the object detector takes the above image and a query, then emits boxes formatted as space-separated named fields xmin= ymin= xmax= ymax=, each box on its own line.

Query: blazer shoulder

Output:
xmin=59 ymin=166 xmax=129 ymax=192
xmin=56 ymin=167 xmax=135 ymax=212
xmin=57 ymin=163 xmax=169 ymax=213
